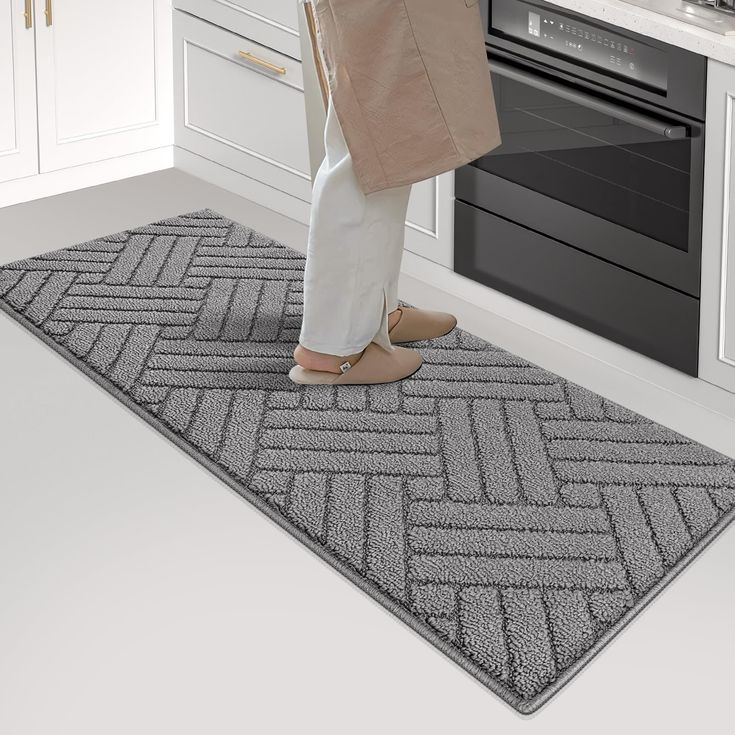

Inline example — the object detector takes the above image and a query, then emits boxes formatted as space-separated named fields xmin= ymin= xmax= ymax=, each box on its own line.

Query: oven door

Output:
xmin=456 ymin=56 xmax=704 ymax=296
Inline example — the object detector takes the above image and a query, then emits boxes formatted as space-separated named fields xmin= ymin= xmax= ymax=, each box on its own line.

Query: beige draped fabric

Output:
xmin=303 ymin=0 xmax=502 ymax=194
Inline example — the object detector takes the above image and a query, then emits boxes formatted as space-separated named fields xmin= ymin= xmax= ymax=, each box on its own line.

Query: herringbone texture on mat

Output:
xmin=2 ymin=209 xmax=735 ymax=713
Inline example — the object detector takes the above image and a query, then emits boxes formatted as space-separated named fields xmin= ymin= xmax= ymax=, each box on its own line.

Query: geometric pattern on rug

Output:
xmin=2 ymin=209 xmax=734 ymax=714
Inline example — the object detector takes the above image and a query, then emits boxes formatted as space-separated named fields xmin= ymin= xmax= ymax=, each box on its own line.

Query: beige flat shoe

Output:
xmin=388 ymin=306 xmax=457 ymax=344
xmin=289 ymin=342 xmax=422 ymax=385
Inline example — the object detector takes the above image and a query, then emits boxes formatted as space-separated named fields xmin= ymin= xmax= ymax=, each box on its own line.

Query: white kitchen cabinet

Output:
xmin=173 ymin=3 xmax=452 ymax=267
xmin=33 ymin=0 xmax=172 ymax=172
xmin=700 ymin=58 xmax=735 ymax=393
xmin=173 ymin=9 xmax=312 ymax=203
xmin=0 ymin=0 xmax=38 ymax=183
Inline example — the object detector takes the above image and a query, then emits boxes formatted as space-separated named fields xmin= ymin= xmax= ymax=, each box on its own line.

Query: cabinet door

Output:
xmin=33 ymin=0 xmax=172 ymax=172
xmin=700 ymin=59 xmax=735 ymax=393
xmin=174 ymin=10 xmax=311 ymax=202
xmin=0 ymin=0 xmax=38 ymax=183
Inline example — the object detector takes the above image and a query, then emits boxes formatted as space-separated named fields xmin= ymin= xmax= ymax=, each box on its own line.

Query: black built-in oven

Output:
xmin=455 ymin=0 xmax=706 ymax=375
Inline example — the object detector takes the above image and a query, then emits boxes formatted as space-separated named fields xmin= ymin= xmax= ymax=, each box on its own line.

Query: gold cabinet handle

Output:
xmin=238 ymin=50 xmax=286 ymax=75
xmin=45 ymin=0 xmax=52 ymax=26
xmin=24 ymin=0 xmax=32 ymax=28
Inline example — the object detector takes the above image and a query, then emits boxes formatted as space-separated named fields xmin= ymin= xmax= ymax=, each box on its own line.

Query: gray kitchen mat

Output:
xmin=2 ymin=209 xmax=734 ymax=714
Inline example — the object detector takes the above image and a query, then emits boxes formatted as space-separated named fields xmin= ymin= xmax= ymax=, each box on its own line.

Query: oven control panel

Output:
xmin=492 ymin=0 xmax=668 ymax=89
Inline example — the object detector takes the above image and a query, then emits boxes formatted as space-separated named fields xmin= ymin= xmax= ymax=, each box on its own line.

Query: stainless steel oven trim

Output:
xmin=489 ymin=57 xmax=690 ymax=139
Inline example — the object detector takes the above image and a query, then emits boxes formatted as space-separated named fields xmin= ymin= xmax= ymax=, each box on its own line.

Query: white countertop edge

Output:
xmin=543 ymin=0 xmax=735 ymax=65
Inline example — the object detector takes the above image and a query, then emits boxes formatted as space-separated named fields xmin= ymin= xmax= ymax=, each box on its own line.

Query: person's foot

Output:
xmin=388 ymin=306 xmax=457 ymax=343
xmin=293 ymin=344 xmax=365 ymax=374
xmin=294 ymin=309 xmax=403 ymax=373
xmin=290 ymin=342 xmax=422 ymax=385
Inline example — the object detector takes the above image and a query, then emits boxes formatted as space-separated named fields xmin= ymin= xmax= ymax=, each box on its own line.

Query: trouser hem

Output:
xmin=297 ymin=337 xmax=379 ymax=356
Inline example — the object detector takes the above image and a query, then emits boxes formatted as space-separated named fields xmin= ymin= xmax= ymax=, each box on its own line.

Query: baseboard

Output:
xmin=399 ymin=249 xmax=735 ymax=458
xmin=174 ymin=147 xmax=311 ymax=225
xmin=0 ymin=147 xmax=175 ymax=209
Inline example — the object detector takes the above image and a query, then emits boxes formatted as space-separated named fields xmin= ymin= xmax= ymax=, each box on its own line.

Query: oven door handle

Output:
xmin=488 ymin=58 xmax=690 ymax=140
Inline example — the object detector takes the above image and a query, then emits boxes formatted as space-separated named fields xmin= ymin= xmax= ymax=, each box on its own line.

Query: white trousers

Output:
xmin=299 ymin=95 xmax=413 ymax=356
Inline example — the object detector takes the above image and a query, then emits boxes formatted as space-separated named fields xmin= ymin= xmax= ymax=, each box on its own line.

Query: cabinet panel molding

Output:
xmin=210 ymin=0 xmax=299 ymax=34
xmin=0 ymin=0 xmax=38 ymax=182
xmin=404 ymin=172 xmax=454 ymax=268
xmin=700 ymin=59 xmax=735 ymax=393
xmin=407 ymin=177 xmax=439 ymax=238
xmin=174 ymin=0 xmax=301 ymax=59
xmin=34 ymin=0 xmax=172 ymax=172
xmin=719 ymin=91 xmax=735 ymax=368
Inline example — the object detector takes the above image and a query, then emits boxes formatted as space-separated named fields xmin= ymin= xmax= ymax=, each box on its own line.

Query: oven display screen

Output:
xmin=493 ymin=0 xmax=668 ymax=90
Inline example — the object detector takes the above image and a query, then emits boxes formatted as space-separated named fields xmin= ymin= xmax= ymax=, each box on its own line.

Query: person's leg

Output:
xmin=296 ymin=94 xmax=412 ymax=373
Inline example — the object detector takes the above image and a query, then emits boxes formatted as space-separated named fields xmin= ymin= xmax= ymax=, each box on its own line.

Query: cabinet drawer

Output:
xmin=174 ymin=0 xmax=300 ymax=59
xmin=174 ymin=10 xmax=311 ymax=202
xmin=224 ymin=0 xmax=299 ymax=30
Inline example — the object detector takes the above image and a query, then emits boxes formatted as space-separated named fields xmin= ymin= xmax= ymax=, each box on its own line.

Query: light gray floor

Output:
xmin=1 ymin=169 xmax=734 ymax=734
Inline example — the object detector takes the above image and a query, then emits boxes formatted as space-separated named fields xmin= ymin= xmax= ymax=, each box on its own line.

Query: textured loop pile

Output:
xmin=2 ymin=209 xmax=735 ymax=714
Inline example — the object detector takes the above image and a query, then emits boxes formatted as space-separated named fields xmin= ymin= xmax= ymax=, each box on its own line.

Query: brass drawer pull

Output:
xmin=24 ymin=0 xmax=32 ymax=28
xmin=45 ymin=0 xmax=52 ymax=26
xmin=238 ymin=50 xmax=287 ymax=75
